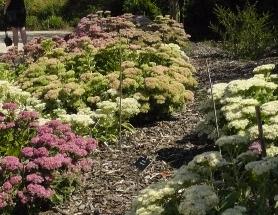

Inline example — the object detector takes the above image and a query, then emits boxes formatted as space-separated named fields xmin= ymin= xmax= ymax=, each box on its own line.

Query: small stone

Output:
xmin=79 ymin=204 xmax=86 ymax=210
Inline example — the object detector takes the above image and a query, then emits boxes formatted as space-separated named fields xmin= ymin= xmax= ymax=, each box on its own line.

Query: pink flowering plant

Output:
xmin=0 ymin=105 xmax=97 ymax=213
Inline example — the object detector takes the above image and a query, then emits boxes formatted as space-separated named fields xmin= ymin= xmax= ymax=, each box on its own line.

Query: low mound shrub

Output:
xmin=73 ymin=13 xmax=190 ymax=49
xmin=15 ymin=42 xmax=196 ymax=117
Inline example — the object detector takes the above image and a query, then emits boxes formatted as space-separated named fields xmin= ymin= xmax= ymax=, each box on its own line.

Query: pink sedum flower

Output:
xmin=17 ymin=191 xmax=29 ymax=204
xmin=26 ymin=173 xmax=44 ymax=184
xmin=9 ymin=176 xmax=22 ymax=185
xmin=1 ymin=156 xmax=23 ymax=171
xmin=27 ymin=184 xmax=53 ymax=198
xmin=21 ymin=147 xmax=34 ymax=158
xmin=2 ymin=102 xmax=17 ymax=111
xmin=2 ymin=181 xmax=13 ymax=191
xmin=33 ymin=147 xmax=49 ymax=157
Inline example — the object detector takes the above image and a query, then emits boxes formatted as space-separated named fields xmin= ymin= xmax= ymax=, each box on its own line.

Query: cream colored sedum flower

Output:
xmin=245 ymin=156 xmax=278 ymax=175
xmin=188 ymin=151 xmax=227 ymax=172
xmin=216 ymin=135 xmax=249 ymax=147
xmin=266 ymin=144 xmax=278 ymax=157
xmin=253 ymin=64 xmax=275 ymax=75
xmin=170 ymin=165 xmax=200 ymax=186
xmin=135 ymin=204 xmax=164 ymax=215
xmin=178 ymin=185 xmax=219 ymax=215
xmin=228 ymin=119 xmax=249 ymax=130
xmin=261 ymin=101 xmax=278 ymax=116
xmin=212 ymin=83 xmax=228 ymax=100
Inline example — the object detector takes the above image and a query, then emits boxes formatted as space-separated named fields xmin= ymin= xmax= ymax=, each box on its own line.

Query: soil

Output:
xmin=39 ymin=42 xmax=278 ymax=215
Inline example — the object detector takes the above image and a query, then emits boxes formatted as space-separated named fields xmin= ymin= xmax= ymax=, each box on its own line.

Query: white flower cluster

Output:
xmin=212 ymin=83 xmax=228 ymax=100
xmin=188 ymin=151 xmax=227 ymax=173
xmin=216 ymin=135 xmax=249 ymax=147
xmin=248 ymin=124 xmax=278 ymax=141
xmin=133 ymin=204 xmax=164 ymax=215
xmin=221 ymin=206 xmax=247 ymax=215
xmin=198 ymin=64 xmax=278 ymax=142
xmin=170 ymin=165 xmax=200 ymax=187
xmin=225 ymin=77 xmax=277 ymax=95
xmin=129 ymin=181 xmax=175 ymax=215
xmin=245 ymin=156 xmax=278 ymax=175
xmin=57 ymin=108 xmax=95 ymax=128
xmin=0 ymin=80 xmax=45 ymax=112
xmin=266 ymin=144 xmax=278 ymax=157
xmin=178 ymin=185 xmax=219 ymax=215
xmin=261 ymin=101 xmax=278 ymax=116
xmin=253 ymin=64 xmax=275 ymax=75
xmin=116 ymin=97 xmax=141 ymax=119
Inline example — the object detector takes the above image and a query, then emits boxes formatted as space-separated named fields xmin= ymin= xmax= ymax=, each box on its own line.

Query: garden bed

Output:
xmin=37 ymin=42 xmax=278 ymax=215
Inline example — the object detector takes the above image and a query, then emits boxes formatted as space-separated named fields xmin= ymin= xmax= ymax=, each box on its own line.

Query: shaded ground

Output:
xmin=37 ymin=41 xmax=278 ymax=215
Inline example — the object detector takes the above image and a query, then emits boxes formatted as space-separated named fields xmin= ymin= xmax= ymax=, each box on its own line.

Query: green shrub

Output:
xmin=42 ymin=15 xmax=67 ymax=30
xmin=211 ymin=4 xmax=275 ymax=59
xmin=123 ymin=0 xmax=162 ymax=19
xmin=26 ymin=15 xmax=41 ymax=30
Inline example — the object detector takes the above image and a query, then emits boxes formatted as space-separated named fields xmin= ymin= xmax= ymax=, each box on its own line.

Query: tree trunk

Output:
xmin=169 ymin=0 xmax=180 ymax=21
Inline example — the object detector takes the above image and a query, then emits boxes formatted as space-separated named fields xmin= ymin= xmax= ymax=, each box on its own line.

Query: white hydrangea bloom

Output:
xmin=247 ymin=125 xmax=259 ymax=139
xmin=266 ymin=145 xmax=278 ymax=157
xmin=107 ymin=88 xmax=118 ymax=97
xmin=0 ymin=80 xmax=45 ymax=112
xmin=253 ymin=64 xmax=275 ymax=74
xmin=245 ymin=156 xmax=278 ymax=175
xmin=221 ymin=103 xmax=240 ymax=112
xmin=178 ymin=185 xmax=219 ymax=215
xmin=221 ymin=206 xmax=247 ymax=215
xmin=261 ymin=101 xmax=278 ymax=116
xmin=216 ymin=135 xmax=249 ymax=147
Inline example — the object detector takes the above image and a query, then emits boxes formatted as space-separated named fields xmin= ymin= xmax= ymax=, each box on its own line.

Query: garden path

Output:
xmin=0 ymin=31 xmax=70 ymax=54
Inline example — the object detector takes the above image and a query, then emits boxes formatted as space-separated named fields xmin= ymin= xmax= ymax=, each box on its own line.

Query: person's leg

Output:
xmin=12 ymin=27 xmax=19 ymax=48
xmin=19 ymin=27 xmax=27 ymax=45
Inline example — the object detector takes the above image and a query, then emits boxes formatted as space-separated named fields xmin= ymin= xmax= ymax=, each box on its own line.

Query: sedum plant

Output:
xmin=15 ymin=41 xmax=196 ymax=118
xmin=0 ymin=103 xmax=97 ymax=214
xmin=197 ymin=64 xmax=278 ymax=144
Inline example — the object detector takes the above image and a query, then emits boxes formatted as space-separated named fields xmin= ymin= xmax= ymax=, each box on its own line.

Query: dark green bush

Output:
xmin=123 ymin=0 xmax=162 ymax=19
xmin=183 ymin=0 xmax=278 ymax=40
xmin=26 ymin=15 xmax=41 ymax=30
xmin=42 ymin=15 xmax=67 ymax=29
xmin=211 ymin=4 xmax=275 ymax=59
